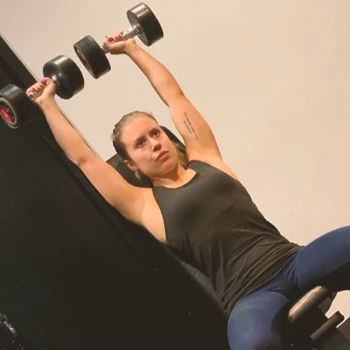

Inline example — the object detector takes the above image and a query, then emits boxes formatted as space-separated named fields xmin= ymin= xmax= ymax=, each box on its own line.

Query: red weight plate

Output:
xmin=0 ymin=104 xmax=14 ymax=124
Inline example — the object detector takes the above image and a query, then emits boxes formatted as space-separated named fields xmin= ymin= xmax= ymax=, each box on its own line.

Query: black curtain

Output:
xmin=0 ymin=35 xmax=229 ymax=350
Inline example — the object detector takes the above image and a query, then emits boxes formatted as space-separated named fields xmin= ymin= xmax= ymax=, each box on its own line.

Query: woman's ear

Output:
xmin=124 ymin=159 xmax=138 ymax=172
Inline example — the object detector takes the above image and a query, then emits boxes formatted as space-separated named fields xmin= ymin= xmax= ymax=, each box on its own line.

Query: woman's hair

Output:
xmin=111 ymin=111 xmax=188 ymax=180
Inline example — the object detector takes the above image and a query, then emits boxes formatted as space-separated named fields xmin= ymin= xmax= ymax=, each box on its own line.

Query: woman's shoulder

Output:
xmin=187 ymin=151 xmax=240 ymax=181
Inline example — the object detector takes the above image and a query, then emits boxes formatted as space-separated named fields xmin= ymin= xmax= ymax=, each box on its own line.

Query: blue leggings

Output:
xmin=227 ymin=226 xmax=350 ymax=350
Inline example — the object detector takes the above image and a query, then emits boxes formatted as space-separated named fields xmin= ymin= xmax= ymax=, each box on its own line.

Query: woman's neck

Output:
xmin=152 ymin=165 xmax=193 ymax=188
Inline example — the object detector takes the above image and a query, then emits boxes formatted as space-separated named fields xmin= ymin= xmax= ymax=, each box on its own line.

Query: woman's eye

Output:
xmin=136 ymin=140 xmax=145 ymax=148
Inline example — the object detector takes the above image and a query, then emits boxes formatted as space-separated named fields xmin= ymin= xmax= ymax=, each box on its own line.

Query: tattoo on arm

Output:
xmin=183 ymin=112 xmax=199 ymax=140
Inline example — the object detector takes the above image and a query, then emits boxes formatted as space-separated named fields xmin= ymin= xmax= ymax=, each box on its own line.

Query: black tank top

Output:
xmin=152 ymin=160 xmax=300 ymax=317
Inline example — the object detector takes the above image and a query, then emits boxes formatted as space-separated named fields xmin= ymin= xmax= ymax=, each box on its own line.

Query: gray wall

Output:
xmin=2 ymin=0 xmax=350 ymax=318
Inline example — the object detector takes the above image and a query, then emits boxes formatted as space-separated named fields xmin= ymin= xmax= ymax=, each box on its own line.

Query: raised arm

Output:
xmin=105 ymin=35 xmax=222 ymax=160
xmin=29 ymin=79 xmax=147 ymax=225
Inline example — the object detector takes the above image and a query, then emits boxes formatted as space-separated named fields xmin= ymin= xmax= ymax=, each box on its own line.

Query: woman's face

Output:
xmin=121 ymin=115 xmax=180 ymax=179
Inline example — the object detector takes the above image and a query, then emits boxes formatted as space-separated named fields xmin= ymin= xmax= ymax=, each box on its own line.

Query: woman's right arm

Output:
xmin=32 ymin=80 xmax=146 ymax=225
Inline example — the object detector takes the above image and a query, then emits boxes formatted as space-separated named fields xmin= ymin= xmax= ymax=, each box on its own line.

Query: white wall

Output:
xmin=2 ymin=0 xmax=350 ymax=319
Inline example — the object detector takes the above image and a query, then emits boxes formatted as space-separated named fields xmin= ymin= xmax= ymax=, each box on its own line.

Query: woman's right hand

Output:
xmin=27 ymin=78 xmax=56 ymax=106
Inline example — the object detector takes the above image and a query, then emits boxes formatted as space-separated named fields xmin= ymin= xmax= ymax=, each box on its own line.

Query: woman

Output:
xmin=29 ymin=32 xmax=350 ymax=350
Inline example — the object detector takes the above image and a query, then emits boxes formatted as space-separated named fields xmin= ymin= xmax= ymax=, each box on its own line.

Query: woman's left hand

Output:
xmin=103 ymin=31 xmax=137 ymax=55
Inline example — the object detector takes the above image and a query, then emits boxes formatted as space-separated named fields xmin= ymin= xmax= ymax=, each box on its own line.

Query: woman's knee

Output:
xmin=227 ymin=328 xmax=282 ymax=350
xmin=227 ymin=292 xmax=288 ymax=350
xmin=227 ymin=311 xmax=283 ymax=350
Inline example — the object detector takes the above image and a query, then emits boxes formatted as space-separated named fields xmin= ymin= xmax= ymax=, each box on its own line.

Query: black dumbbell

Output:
xmin=0 ymin=55 xmax=84 ymax=129
xmin=73 ymin=2 xmax=163 ymax=79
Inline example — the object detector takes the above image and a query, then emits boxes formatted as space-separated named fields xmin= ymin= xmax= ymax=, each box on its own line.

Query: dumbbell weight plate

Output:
xmin=0 ymin=102 xmax=15 ymax=127
xmin=73 ymin=35 xmax=111 ymax=79
xmin=0 ymin=85 xmax=36 ymax=128
xmin=127 ymin=3 xmax=164 ymax=46
xmin=43 ymin=55 xmax=85 ymax=99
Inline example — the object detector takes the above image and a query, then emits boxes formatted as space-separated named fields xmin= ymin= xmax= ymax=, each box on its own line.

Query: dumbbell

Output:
xmin=0 ymin=55 xmax=84 ymax=129
xmin=73 ymin=2 xmax=163 ymax=79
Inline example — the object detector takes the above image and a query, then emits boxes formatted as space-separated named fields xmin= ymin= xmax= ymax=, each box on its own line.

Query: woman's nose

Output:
xmin=152 ymin=141 xmax=161 ymax=152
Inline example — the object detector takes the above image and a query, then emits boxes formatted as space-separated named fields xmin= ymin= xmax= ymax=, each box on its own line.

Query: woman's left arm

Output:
xmin=125 ymin=42 xmax=222 ymax=159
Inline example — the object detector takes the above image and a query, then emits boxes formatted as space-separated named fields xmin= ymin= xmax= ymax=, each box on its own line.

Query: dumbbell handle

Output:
xmin=102 ymin=24 xmax=141 ymax=53
xmin=27 ymin=91 xmax=37 ymax=100
xmin=27 ymin=75 xmax=59 ymax=101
